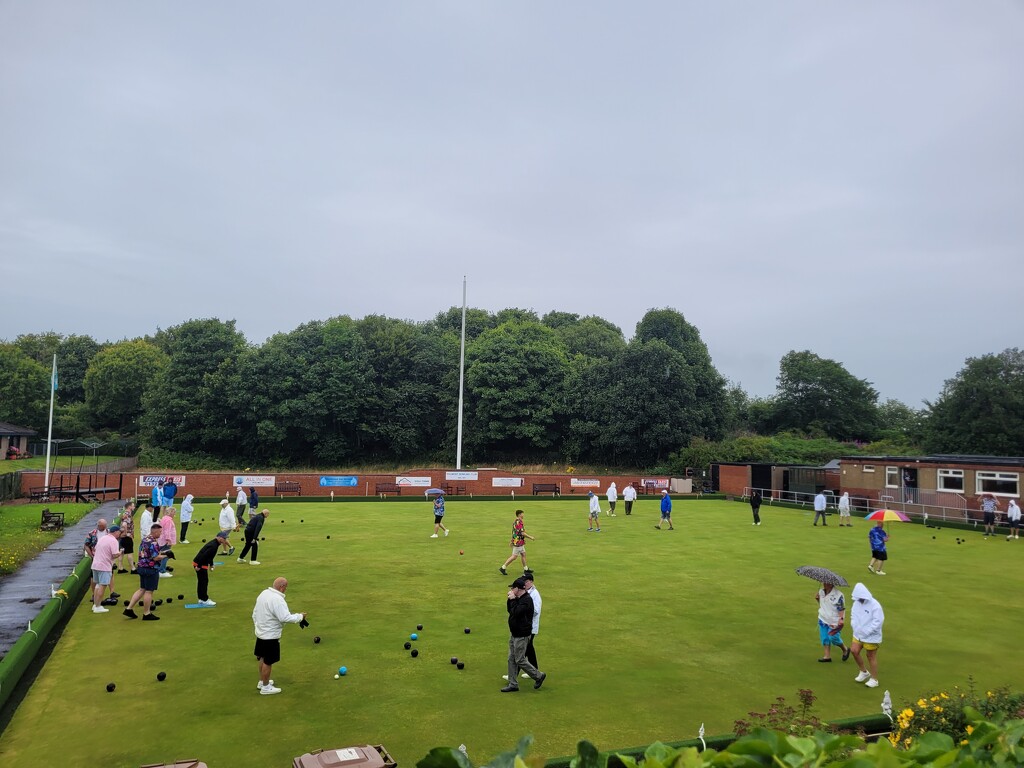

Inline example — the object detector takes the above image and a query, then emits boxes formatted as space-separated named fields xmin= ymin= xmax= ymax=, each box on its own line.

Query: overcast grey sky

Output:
xmin=2 ymin=2 xmax=1021 ymax=407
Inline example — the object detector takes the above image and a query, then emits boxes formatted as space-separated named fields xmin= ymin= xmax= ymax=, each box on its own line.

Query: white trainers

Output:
xmin=867 ymin=565 xmax=874 ymax=573
xmin=260 ymin=684 xmax=282 ymax=695
xmin=237 ymin=558 xmax=246 ymax=563
xmin=854 ymin=671 xmax=871 ymax=683
xmin=199 ymin=599 xmax=217 ymax=607
xmin=257 ymin=679 xmax=275 ymax=689
xmin=92 ymin=605 xmax=109 ymax=613
xmin=158 ymin=572 xmax=173 ymax=578
xmin=181 ymin=540 xmax=190 ymax=544
xmin=501 ymin=675 xmax=509 ymax=681
xmin=875 ymin=570 xmax=886 ymax=576
xmin=865 ymin=678 xmax=879 ymax=688
xmin=444 ymin=529 xmax=449 ymax=537
xmin=250 ymin=561 xmax=261 ymax=565
xmin=430 ymin=534 xmax=438 ymax=538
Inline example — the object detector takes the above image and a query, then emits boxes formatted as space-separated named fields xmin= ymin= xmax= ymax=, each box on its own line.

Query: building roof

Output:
xmin=0 ymin=422 xmax=37 ymax=437
xmin=839 ymin=454 xmax=1024 ymax=468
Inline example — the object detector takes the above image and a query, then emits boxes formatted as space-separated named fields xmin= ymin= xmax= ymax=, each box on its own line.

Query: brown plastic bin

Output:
xmin=293 ymin=744 xmax=396 ymax=768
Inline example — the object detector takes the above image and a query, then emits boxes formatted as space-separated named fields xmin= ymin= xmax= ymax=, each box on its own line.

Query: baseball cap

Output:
xmin=587 ymin=491 xmax=594 ymax=496
xmin=108 ymin=525 xmax=121 ymax=533
xmin=220 ymin=499 xmax=229 ymax=506
xmin=523 ymin=571 xmax=535 ymax=582
xmin=509 ymin=576 xmax=528 ymax=589
xmin=661 ymin=489 xmax=668 ymax=494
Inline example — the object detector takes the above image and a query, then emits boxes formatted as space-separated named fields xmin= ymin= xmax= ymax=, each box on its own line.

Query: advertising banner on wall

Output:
xmin=233 ymin=475 xmax=276 ymax=487
xmin=139 ymin=474 xmax=186 ymax=487
xmin=445 ymin=471 xmax=479 ymax=481
xmin=570 ymin=478 xmax=600 ymax=487
xmin=492 ymin=477 xmax=524 ymax=487
xmin=319 ymin=476 xmax=358 ymax=487
xmin=396 ymin=476 xmax=432 ymax=487
xmin=642 ymin=478 xmax=669 ymax=489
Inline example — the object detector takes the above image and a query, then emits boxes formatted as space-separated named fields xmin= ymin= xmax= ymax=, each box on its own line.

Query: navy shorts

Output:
xmin=137 ymin=567 xmax=159 ymax=591
xmin=871 ymin=549 xmax=887 ymax=561
xmin=434 ymin=514 xmax=444 ymax=524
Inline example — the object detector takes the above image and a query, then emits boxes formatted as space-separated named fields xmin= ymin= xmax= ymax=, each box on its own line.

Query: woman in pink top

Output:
xmin=157 ymin=509 xmax=177 ymax=576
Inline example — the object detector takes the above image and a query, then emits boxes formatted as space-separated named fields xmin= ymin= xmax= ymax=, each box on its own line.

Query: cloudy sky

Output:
xmin=1 ymin=2 xmax=1021 ymax=407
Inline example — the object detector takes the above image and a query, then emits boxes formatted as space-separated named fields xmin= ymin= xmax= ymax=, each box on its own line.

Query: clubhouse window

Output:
xmin=937 ymin=469 xmax=964 ymax=492
xmin=976 ymin=471 xmax=1019 ymax=497
xmin=885 ymin=466 xmax=899 ymax=488
xmin=862 ymin=465 xmax=875 ymax=473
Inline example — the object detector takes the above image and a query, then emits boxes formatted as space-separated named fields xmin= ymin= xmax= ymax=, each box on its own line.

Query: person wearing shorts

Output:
xmin=815 ymin=582 xmax=851 ymax=662
xmin=867 ymin=520 xmax=889 ymax=575
xmin=1006 ymin=499 xmax=1021 ymax=541
xmin=850 ymin=582 xmax=884 ymax=688
xmin=980 ymin=493 xmax=999 ymax=538
xmin=655 ymin=489 xmax=674 ymax=530
xmin=587 ymin=491 xmax=601 ymax=532
xmin=499 ymin=509 xmax=534 ymax=575
xmin=118 ymin=502 xmax=136 ymax=573
xmin=123 ymin=523 xmax=167 ymax=621
xmin=252 ymin=577 xmax=306 ymax=695
xmin=430 ymin=494 xmax=449 ymax=538
xmin=91 ymin=526 xmax=122 ymax=613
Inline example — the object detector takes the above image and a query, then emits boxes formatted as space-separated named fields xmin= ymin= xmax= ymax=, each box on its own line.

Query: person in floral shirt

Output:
xmin=499 ymin=509 xmax=534 ymax=576
xmin=118 ymin=502 xmax=136 ymax=574
xmin=123 ymin=523 xmax=168 ymax=621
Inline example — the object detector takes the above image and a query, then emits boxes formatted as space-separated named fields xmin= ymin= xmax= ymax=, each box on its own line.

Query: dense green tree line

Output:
xmin=2 ymin=312 xmax=1021 ymax=467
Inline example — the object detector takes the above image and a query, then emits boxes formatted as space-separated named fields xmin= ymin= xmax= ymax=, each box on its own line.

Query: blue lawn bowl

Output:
xmin=338 ymin=666 xmax=347 ymax=676
xmin=410 ymin=633 xmax=418 ymax=641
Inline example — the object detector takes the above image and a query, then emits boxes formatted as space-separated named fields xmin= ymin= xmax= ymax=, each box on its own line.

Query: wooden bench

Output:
xmin=532 ymin=483 xmax=560 ymax=496
xmin=441 ymin=484 xmax=467 ymax=496
xmin=29 ymin=485 xmax=75 ymax=502
xmin=40 ymin=508 xmax=65 ymax=531
xmin=375 ymin=482 xmax=401 ymax=496
xmin=275 ymin=481 xmax=302 ymax=497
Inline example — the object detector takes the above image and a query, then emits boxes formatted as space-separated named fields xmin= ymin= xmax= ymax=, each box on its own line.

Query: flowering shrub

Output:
xmin=734 ymin=689 xmax=829 ymax=737
xmin=889 ymin=678 xmax=1024 ymax=748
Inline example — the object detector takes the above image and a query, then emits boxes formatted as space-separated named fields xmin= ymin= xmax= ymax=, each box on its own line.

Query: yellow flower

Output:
xmin=966 ymin=725 xmax=974 ymax=735
xmin=917 ymin=698 xmax=928 ymax=708
xmin=987 ymin=691 xmax=994 ymax=698
xmin=934 ymin=706 xmax=943 ymax=713
xmin=930 ymin=696 xmax=939 ymax=702
xmin=960 ymin=740 xmax=968 ymax=746
xmin=941 ymin=692 xmax=950 ymax=699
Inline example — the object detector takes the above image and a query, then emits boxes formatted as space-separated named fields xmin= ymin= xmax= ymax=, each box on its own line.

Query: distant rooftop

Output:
xmin=0 ymin=422 xmax=37 ymax=437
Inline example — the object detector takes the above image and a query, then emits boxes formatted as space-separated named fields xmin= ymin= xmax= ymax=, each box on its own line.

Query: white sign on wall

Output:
xmin=642 ymin=478 xmax=669 ymax=489
xmin=139 ymin=475 xmax=186 ymax=487
xmin=446 ymin=471 xmax=479 ymax=481
xmin=396 ymin=476 xmax=432 ymax=487
xmin=492 ymin=477 xmax=524 ymax=487
xmin=233 ymin=475 xmax=276 ymax=487
xmin=570 ymin=478 xmax=600 ymax=487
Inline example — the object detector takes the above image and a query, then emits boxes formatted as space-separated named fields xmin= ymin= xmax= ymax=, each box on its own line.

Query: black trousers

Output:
xmin=239 ymin=538 xmax=258 ymax=561
xmin=751 ymin=505 xmax=760 ymax=524
xmin=526 ymin=634 xmax=539 ymax=669
xmin=180 ymin=521 xmax=190 ymax=541
xmin=624 ymin=500 xmax=633 ymax=515
xmin=195 ymin=567 xmax=209 ymax=601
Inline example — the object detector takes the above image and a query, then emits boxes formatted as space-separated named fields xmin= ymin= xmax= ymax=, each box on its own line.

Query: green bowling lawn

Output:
xmin=1 ymin=498 xmax=1022 ymax=767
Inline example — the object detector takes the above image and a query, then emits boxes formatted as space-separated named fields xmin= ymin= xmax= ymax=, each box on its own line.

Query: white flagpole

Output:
xmin=455 ymin=276 xmax=467 ymax=470
xmin=43 ymin=354 xmax=56 ymax=493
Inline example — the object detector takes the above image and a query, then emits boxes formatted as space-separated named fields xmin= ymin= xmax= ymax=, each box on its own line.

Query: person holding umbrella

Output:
xmin=815 ymin=581 xmax=851 ymax=662
xmin=431 ymin=492 xmax=450 ymax=538
xmin=868 ymin=520 xmax=889 ymax=575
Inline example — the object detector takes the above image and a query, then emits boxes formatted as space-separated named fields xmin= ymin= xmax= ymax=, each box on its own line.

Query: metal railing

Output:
xmin=740 ymin=486 xmax=975 ymax=524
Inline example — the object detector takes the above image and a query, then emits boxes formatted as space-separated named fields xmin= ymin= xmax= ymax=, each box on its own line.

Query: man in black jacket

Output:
xmin=501 ymin=576 xmax=546 ymax=692
xmin=238 ymin=509 xmax=268 ymax=565
xmin=193 ymin=533 xmax=228 ymax=606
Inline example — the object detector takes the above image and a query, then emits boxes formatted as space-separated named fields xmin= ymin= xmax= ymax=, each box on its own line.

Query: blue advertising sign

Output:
xmin=319 ymin=476 xmax=358 ymax=487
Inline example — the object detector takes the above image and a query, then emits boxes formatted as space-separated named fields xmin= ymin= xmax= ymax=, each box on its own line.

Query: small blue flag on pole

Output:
xmin=52 ymin=366 xmax=58 ymax=391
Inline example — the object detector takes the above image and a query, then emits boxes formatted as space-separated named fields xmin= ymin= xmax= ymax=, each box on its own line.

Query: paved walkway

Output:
xmin=0 ymin=500 xmax=121 ymax=657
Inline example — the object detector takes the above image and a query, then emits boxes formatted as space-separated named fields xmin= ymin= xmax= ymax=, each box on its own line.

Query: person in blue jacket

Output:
xmin=655 ymin=489 xmax=674 ymax=530
xmin=151 ymin=480 xmax=165 ymax=514
xmin=162 ymin=477 xmax=178 ymax=509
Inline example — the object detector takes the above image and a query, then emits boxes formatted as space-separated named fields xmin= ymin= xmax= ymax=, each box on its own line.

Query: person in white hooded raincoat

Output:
xmin=850 ymin=582 xmax=885 ymax=688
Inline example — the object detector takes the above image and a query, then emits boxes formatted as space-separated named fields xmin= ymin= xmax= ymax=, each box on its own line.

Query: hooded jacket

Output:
xmin=180 ymin=494 xmax=194 ymax=523
xmin=850 ymin=583 xmax=884 ymax=643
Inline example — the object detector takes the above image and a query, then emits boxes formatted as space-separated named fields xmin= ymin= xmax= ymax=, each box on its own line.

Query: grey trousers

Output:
xmin=507 ymin=635 xmax=541 ymax=686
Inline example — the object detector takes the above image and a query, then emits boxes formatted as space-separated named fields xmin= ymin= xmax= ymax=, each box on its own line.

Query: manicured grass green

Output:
xmin=0 ymin=503 xmax=96 ymax=575
xmin=1 ymin=499 xmax=1022 ymax=767
xmin=0 ymin=456 xmax=121 ymax=475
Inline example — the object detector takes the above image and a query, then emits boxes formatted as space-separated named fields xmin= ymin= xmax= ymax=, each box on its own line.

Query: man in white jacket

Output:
xmin=850 ymin=582 xmax=885 ymax=688
xmin=218 ymin=499 xmax=237 ymax=556
xmin=252 ymin=577 xmax=307 ymax=695
xmin=622 ymin=483 xmax=637 ymax=515
xmin=606 ymin=483 xmax=618 ymax=516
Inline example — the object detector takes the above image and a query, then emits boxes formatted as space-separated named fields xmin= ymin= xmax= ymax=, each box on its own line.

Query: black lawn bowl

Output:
xmin=457 ymin=662 xmax=465 ymax=670
xmin=106 ymin=683 xmax=115 ymax=693
xmin=123 ymin=600 xmax=130 ymax=606
xmin=404 ymin=642 xmax=411 ymax=650
xmin=301 ymin=519 xmax=304 ymax=523
xmin=417 ymin=624 xmax=423 ymax=630
xmin=410 ymin=649 xmax=419 ymax=658
xmin=450 ymin=656 xmax=458 ymax=664
xmin=261 ymin=537 xmax=266 ymax=541
xmin=326 ymin=535 xmax=331 ymax=539
xmin=314 ymin=636 xmax=321 ymax=644
xmin=464 ymin=627 xmax=471 ymax=634
xmin=202 ymin=539 xmax=206 ymax=543
xmin=166 ymin=598 xmax=173 ymax=604
xmin=157 ymin=672 xmax=167 ymax=682
xmin=155 ymin=600 xmax=163 ymax=606
xmin=178 ymin=594 xmax=184 ymax=600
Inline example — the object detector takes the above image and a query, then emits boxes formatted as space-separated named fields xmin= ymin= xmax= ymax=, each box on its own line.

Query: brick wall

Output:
xmin=717 ymin=465 xmax=750 ymax=497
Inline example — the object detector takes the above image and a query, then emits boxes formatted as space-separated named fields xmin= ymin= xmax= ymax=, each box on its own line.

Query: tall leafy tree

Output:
xmin=556 ymin=316 xmax=626 ymax=361
xmin=141 ymin=319 xmax=247 ymax=451
xmin=464 ymin=321 xmax=569 ymax=460
xmin=428 ymin=307 xmax=496 ymax=343
xmin=924 ymin=348 xmax=1024 ymax=455
xmin=771 ymin=350 xmax=879 ymax=440
xmin=57 ymin=335 xmax=103 ymax=403
xmin=13 ymin=332 xmax=63 ymax=366
xmin=356 ymin=315 xmax=457 ymax=460
xmin=84 ymin=340 xmax=166 ymax=432
xmin=0 ymin=343 xmax=49 ymax=430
